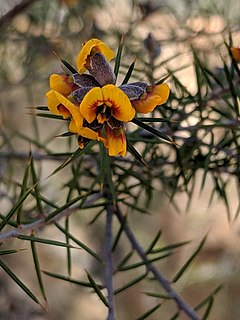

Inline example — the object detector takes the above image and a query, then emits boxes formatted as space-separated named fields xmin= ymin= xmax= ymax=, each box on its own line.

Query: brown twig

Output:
xmin=104 ymin=201 xmax=116 ymax=320
xmin=0 ymin=193 xmax=102 ymax=241
xmin=115 ymin=204 xmax=201 ymax=320
xmin=0 ymin=0 xmax=39 ymax=28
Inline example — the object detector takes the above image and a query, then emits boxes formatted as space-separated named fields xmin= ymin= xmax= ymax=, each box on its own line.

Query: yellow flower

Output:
xmin=76 ymin=38 xmax=115 ymax=74
xmin=80 ymin=84 xmax=136 ymax=124
xmin=230 ymin=47 xmax=240 ymax=63
xmin=45 ymin=38 xmax=171 ymax=158
xmin=131 ymin=83 xmax=170 ymax=113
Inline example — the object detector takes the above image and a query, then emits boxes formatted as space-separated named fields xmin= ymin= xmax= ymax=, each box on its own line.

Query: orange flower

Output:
xmin=131 ymin=83 xmax=170 ymax=113
xmin=45 ymin=38 xmax=171 ymax=157
xmin=80 ymin=84 xmax=136 ymax=124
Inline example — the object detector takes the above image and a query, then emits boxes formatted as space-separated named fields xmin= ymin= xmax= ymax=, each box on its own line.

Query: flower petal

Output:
xmin=76 ymin=38 xmax=115 ymax=74
xmin=49 ymin=74 xmax=75 ymax=95
xmin=88 ymin=52 xmax=116 ymax=86
xmin=53 ymin=91 xmax=84 ymax=128
xmin=102 ymin=84 xmax=136 ymax=122
xmin=69 ymin=118 xmax=78 ymax=133
xmin=71 ymin=87 xmax=94 ymax=103
xmin=46 ymin=90 xmax=70 ymax=119
xmin=132 ymin=83 xmax=170 ymax=113
xmin=69 ymin=118 xmax=99 ymax=140
xmin=80 ymin=87 xmax=104 ymax=123
xmin=119 ymin=84 xmax=145 ymax=100
xmin=72 ymin=73 xmax=100 ymax=87
xmin=105 ymin=126 xmax=127 ymax=157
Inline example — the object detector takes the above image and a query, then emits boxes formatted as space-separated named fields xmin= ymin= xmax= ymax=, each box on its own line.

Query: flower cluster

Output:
xmin=46 ymin=38 xmax=170 ymax=156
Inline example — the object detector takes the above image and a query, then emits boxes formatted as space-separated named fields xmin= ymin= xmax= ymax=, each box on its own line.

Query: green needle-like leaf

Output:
xmin=0 ymin=186 xmax=34 ymax=231
xmin=85 ymin=270 xmax=109 ymax=307
xmin=145 ymin=230 xmax=162 ymax=254
xmin=194 ymin=285 xmax=222 ymax=311
xmin=65 ymin=217 xmax=71 ymax=276
xmin=112 ymin=214 xmax=127 ymax=252
xmin=149 ymin=240 xmax=191 ymax=254
xmin=44 ymin=193 xmax=87 ymax=223
xmin=43 ymin=270 xmax=103 ymax=288
xmin=172 ymin=235 xmax=207 ymax=283
xmin=136 ymin=117 xmax=172 ymax=123
xmin=132 ymin=118 xmax=174 ymax=144
xmin=117 ymin=251 xmax=133 ymax=269
xmin=118 ymin=253 xmax=171 ymax=271
xmin=30 ymin=154 xmax=43 ymax=215
xmin=169 ymin=312 xmax=180 ymax=320
xmin=136 ymin=303 xmax=161 ymax=320
xmin=202 ymin=297 xmax=214 ymax=320
xmin=61 ymin=59 xmax=78 ymax=74
xmin=18 ymin=235 xmax=78 ymax=249
xmin=121 ymin=59 xmax=136 ymax=84
xmin=55 ymin=222 xmax=102 ymax=262
xmin=31 ymin=240 xmax=47 ymax=302
xmin=0 ymin=259 xmax=41 ymax=305
xmin=36 ymin=113 xmax=64 ymax=120
xmin=127 ymin=140 xmax=149 ymax=167
xmin=114 ymin=35 xmax=124 ymax=78
xmin=0 ymin=249 xmax=26 ymax=256
xmin=17 ymin=156 xmax=31 ymax=224
xmin=144 ymin=291 xmax=171 ymax=299
xmin=114 ymin=272 xmax=148 ymax=295
xmin=49 ymin=143 xmax=94 ymax=177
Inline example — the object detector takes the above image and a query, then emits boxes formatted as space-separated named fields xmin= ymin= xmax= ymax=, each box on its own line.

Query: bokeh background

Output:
xmin=1 ymin=0 xmax=240 ymax=319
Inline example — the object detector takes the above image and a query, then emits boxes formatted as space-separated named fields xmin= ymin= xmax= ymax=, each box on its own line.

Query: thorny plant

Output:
xmin=1 ymin=1 xmax=240 ymax=320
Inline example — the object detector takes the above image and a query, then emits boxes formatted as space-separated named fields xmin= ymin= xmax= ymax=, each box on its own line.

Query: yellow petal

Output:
xmin=46 ymin=90 xmax=70 ymax=119
xmin=53 ymin=91 xmax=83 ymax=128
xmin=105 ymin=126 xmax=127 ymax=157
xmin=46 ymin=90 xmax=61 ymax=114
xmin=132 ymin=83 xmax=170 ymax=113
xmin=102 ymin=84 xmax=136 ymax=122
xmin=69 ymin=119 xmax=99 ymax=140
xmin=80 ymin=87 xmax=104 ymax=123
xmin=76 ymin=38 xmax=115 ymax=74
xmin=49 ymin=74 xmax=74 ymax=95
xmin=69 ymin=118 xmax=78 ymax=133
xmin=78 ymin=127 xmax=99 ymax=140
xmin=231 ymin=47 xmax=240 ymax=63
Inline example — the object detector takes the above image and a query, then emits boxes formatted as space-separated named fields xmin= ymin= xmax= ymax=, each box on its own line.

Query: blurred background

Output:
xmin=1 ymin=0 xmax=240 ymax=319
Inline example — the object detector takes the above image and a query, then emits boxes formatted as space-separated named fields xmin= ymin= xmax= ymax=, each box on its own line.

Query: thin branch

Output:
xmin=104 ymin=202 xmax=116 ymax=320
xmin=0 ymin=0 xmax=39 ymax=28
xmin=0 ymin=151 xmax=139 ymax=164
xmin=115 ymin=204 xmax=201 ymax=320
xmin=0 ymin=151 xmax=69 ymax=161
xmin=0 ymin=193 xmax=102 ymax=241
